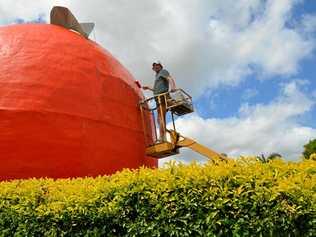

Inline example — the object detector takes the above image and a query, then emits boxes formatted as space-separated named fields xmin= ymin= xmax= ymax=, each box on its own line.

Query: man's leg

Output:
xmin=157 ymin=96 xmax=167 ymax=142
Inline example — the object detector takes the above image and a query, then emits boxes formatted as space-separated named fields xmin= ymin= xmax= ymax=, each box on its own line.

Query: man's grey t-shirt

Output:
xmin=153 ymin=69 xmax=170 ymax=95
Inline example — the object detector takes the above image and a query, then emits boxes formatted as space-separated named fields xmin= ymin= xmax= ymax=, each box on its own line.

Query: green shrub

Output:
xmin=0 ymin=158 xmax=315 ymax=236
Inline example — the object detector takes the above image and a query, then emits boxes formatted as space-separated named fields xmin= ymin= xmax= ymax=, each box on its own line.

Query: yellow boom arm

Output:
xmin=176 ymin=137 xmax=227 ymax=162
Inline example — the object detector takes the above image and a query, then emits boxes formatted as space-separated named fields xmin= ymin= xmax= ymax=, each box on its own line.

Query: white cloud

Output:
xmin=0 ymin=0 xmax=314 ymax=96
xmin=161 ymin=80 xmax=316 ymax=164
xmin=301 ymin=14 xmax=316 ymax=34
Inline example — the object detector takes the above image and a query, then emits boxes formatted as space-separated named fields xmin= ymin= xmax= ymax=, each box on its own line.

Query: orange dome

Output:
xmin=0 ymin=24 xmax=157 ymax=180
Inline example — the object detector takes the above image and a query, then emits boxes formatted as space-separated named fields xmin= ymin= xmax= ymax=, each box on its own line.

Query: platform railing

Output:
xmin=139 ymin=89 xmax=193 ymax=146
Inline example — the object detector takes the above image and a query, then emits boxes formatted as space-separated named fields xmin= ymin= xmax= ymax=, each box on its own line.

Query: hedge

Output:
xmin=0 ymin=158 xmax=315 ymax=236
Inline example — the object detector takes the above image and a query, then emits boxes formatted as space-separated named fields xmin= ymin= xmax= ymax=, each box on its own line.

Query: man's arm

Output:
xmin=142 ymin=86 xmax=154 ymax=91
xmin=167 ymin=76 xmax=176 ymax=91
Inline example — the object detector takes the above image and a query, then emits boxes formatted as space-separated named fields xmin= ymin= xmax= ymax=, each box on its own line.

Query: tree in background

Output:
xmin=303 ymin=139 xmax=316 ymax=160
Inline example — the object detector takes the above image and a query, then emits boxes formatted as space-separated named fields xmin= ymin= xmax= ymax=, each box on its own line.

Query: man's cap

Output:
xmin=152 ymin=61 xmax=163 ymax=67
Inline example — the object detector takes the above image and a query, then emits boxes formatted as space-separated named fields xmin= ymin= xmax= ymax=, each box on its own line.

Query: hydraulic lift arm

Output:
xmin=176 ymin=136 xmax=227 ymax=162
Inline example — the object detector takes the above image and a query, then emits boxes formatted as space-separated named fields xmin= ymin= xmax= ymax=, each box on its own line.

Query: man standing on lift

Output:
xmin=142 ymin=62 xmax=176 ymax=142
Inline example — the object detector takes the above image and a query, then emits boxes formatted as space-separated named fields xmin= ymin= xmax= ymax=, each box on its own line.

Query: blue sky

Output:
xmin=195 ymin=62 xmax=316 ymax=128
xmin=0 ymin=0 xmax=315 ymax=161
xmin=194 ymin=2 xmax=316 ymax=127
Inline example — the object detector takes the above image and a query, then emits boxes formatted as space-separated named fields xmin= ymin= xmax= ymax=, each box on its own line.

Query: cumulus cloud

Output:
xmin=161 ymin=80 xmax=316 ymax=164
xmin=301 ymin=14 xmax=316 ymax=34
xmin=0 ymin=0 xmax=315 ymax=96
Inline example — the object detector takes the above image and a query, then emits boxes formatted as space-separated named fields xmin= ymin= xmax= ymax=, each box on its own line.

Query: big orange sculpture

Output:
xmin=0 ymin=24 xmax=157 ymax=180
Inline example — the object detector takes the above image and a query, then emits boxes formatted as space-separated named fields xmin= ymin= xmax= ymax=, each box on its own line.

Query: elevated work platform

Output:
xmin=146 ymin=141 xmax=179 ymax=158
xmin=140 ymin=90 xmax=228 ymax=163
